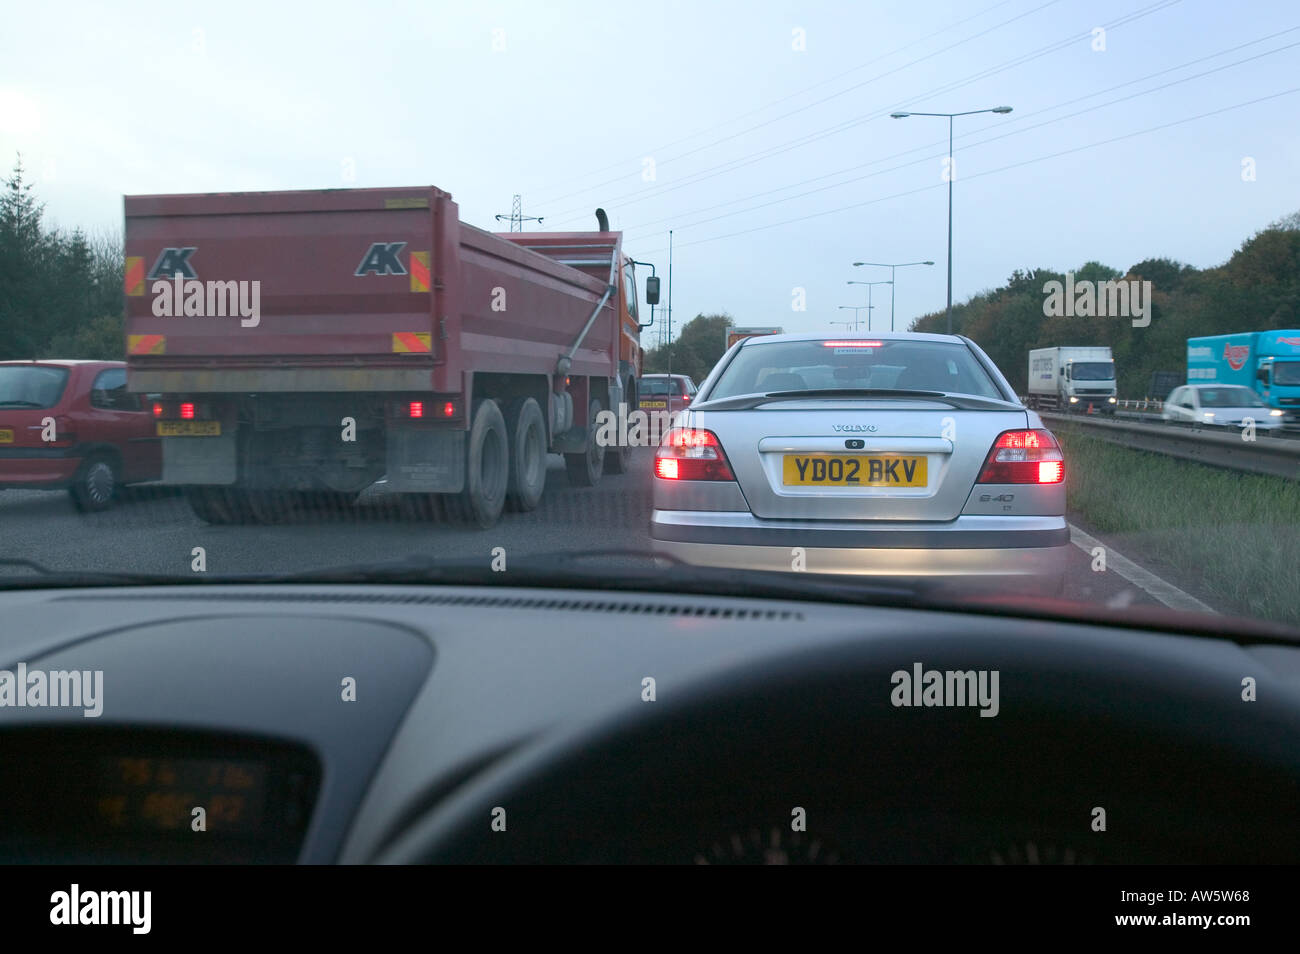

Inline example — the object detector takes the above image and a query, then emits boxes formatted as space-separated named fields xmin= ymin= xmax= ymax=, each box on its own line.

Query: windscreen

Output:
xmin=1274 ymin=361 xmax=1300 ymax=386
xmin=1199 ymin=387 xmax=1265 ymax=407
xmin=707 ymin=340 xmax=1004 ymax=400
xmin=1070 ymin=362 xmax=1114 ymax=381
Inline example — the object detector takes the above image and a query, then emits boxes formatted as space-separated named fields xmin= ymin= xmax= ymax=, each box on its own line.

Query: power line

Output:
xmin=632 ymin=85 xmax=1300 ymax=256
xmin=615 ymin=31 xmax=1300 ymax=238
xmin=534 ymin=0 xmax=1078 ymax=211
xmin=525 ymin=0 xmax=1024 ymax=201
xmin=542 ymin=0 xmax=1182 ymax=227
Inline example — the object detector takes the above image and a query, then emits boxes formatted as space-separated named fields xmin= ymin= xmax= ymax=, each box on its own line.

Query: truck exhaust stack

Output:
xmin=595 ymin=208 xmax=609 ymax=232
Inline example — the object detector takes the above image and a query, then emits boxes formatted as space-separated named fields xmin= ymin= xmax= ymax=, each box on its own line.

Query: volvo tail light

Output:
xmin=977 ymin=429 xmax=1065 ymax=484
xmin=654 ymin=427 xmax=735 ymax=481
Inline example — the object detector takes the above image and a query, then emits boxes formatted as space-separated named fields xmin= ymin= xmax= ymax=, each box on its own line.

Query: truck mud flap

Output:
xmin=162 ymin=433 xmax=238 ymax=485
xmin=387 ymin=428 xmax=466 ymax=492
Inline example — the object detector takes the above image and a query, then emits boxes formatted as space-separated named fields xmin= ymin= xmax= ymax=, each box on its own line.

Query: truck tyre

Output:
xmin=504 ymin=397 xmax=547 ymax=512
xmin=443 ymin=399 xmax=509 ymax=529
xmin=565 ymin=398 xmax=605 ymax=487
xmin=69 ymin=453 xmax=118 ymax=512
xmin=604 ymin=380 xmax=635 ymax=474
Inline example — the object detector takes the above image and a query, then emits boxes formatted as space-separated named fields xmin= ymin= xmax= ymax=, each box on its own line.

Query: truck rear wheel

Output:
xmin=443 ymin=399 xmax=509 ymax=529
xmin=565 ymin=398 xmax=605 ymax=487
xmin=504 ymin=397 xmax=546 ymax=512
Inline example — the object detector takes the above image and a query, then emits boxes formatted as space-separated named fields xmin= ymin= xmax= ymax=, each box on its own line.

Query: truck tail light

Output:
xmin=977 ymin=429 xmax=1064 ymax=484
xmin=654 ymin=427 xmax=734 ymax=481
xmin=152 ymin=401 xmax=165 ymax=418
xmin=180 ymin=402 xmax=195 ymax=420
xmin=442 ymin=401 xmax=455 ymax=418
xmin=409 ymin=401 xmax=424 ymax=419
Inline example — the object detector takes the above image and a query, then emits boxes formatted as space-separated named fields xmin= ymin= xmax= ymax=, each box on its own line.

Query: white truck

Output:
xmin=1026 ymin=346 xmax=1117 ymax=414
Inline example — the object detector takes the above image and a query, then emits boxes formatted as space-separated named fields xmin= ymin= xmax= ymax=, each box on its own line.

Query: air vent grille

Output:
xmin=56 ymin=590 xmax=804 ymax=621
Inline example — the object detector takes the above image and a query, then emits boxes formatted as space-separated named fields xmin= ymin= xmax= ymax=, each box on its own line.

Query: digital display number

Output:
xmin=94 ymin=757 xmax=267 ymax=834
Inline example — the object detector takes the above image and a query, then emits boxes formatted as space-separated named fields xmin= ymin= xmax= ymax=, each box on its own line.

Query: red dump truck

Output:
xmin=123 ymin=186 xmax=655 ymax=527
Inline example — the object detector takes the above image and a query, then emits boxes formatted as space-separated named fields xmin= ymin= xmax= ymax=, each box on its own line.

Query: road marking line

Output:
xmin=1068 ymin=523 xmax=1217 ymax=614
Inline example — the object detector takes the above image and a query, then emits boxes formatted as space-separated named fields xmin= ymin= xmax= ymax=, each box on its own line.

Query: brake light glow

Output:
xmin=443 ymin=401 xmax=455 ymax=417
xmin=152 ymin=402 xmax=164 ymax=418
xmin=180 ymin=403 xmax=195 ymax=420
xmin=977 ymin=429 xmax=1065 ymax=484
xmin=823 ymin=341 xmax=883 ymax=348
xmin=409 ymin=401 xmax=424 ymax=419
xmin=654 ymin=427 xmax=735 ymax=481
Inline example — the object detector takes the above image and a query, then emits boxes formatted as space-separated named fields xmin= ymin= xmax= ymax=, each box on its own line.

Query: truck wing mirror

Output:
xmin=645 ymin=275 xmax=660 ymax=306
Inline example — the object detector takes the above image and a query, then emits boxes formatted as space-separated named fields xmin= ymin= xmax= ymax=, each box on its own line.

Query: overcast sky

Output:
xmin=2 ymin=0 xmax=1297 ymax=336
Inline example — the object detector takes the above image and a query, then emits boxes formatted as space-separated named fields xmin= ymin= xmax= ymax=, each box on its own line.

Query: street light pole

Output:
xmin=846 ymin=280 xmax=892 ymax=332
xmin=889 ymin=106 xmax=1013 ymax=334
xmin=852 ymin=261 xmax=934 ymax=331
xmin=946 ymin=114 xmax=953 ymax=333
xmin=837 ymin=305 xmax=869 ymax=331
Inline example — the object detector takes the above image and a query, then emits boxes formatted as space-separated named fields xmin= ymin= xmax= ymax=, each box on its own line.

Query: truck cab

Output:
xmin=1026 ymin=346 xmax=1117 ymax=414
xmin=1188 ymin=331 xmax=1300 ymax=431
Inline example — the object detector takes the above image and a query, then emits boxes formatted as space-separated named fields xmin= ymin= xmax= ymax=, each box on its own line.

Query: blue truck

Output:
xmin=1186 ymin=330 xmax=1300 ymax=430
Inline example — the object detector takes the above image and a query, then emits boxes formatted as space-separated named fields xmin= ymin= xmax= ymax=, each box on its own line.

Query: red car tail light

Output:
xmin=654 ymin=427 xmax=735 ymax=481
xmin=152 ymin=401 xmax=165 ymax=418
xmin=977 ymin=429 xmax=1065 ymax=484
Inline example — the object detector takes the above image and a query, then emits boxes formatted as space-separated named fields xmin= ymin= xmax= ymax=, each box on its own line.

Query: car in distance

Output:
xmin=638 ymin=373 xmax=696 ymax=418
xmin=1162 ymin=384 xmax=1284 ymax=431
xmin=650 ymin=333 xmax=1070 ymax=595
xmin=0 ymin=360 xmax=162 ymax=511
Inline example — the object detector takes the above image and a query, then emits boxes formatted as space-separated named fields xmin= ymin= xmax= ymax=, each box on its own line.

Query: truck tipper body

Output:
xmin=1026 ymin=346 xmax=1117 ymax=413
xmin=123 ymin=186 xmax=650 ymax=526
xmin=1186 ymin=330 xmax=1300 ymax=430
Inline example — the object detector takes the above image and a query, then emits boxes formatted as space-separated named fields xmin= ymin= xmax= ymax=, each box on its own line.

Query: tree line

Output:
xmin=912 ymin=211 xmax=1300 ymax=397
xmin=0 ymin=159 xmax=125 ymax=361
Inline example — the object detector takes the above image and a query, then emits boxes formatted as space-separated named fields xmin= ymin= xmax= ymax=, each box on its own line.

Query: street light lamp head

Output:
xmin=991 ymin=106 xmax=1013 ymax=114
xmin=890 ymin=112 xmax=910 ymax=119
xmin=923 ymin=260 xmax=935 ymax=265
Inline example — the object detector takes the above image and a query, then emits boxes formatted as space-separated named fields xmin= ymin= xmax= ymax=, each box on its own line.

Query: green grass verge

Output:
xmin=1055 ymin=426 xmax=1300 ymax=628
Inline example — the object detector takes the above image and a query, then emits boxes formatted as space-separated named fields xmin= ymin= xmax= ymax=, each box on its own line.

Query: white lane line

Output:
xmin=1068 ymin=522 xmax=1218 ymax=614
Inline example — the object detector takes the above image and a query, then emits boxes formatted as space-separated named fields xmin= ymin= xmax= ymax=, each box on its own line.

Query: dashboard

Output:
xmin=1 ymin=583 xmax=1298 ymax=864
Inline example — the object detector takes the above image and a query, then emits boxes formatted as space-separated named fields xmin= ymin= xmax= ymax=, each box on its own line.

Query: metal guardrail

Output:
xmin=1114 ymin=398 xmax=1164 ymax=412
xmin=1039 ymin=412 xmax=1300 ymax=481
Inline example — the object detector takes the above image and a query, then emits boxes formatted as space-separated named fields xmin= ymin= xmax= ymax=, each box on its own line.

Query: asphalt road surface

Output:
xmin=0 ymin=448 xmax=1169 ymax=611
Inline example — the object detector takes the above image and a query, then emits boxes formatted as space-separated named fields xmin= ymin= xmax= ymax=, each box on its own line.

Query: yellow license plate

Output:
xmin=782 ymin=454 xmax=927 ymax=487
xmin=157 ymin=421 xmax=221 ymax=437
xmin=0 ymin=429 xmax=12 ymax=444
xmin=640 ymin=400 xmax=667 ymax=409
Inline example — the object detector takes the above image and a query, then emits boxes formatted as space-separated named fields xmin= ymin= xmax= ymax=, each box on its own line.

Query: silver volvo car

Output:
xmin=651 ymin=332 xmax=1070 ymax=594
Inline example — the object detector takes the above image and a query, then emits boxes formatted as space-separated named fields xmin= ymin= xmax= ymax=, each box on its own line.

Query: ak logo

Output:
xmin=147 ymin=247 xmax=198 ymax=280
xmin=356 ymin=242 xmax=408 ymax=276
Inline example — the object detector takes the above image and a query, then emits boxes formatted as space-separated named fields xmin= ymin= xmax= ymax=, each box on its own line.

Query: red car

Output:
xmin=637 ymin=374 xmax=697 ymax=418
xmin=0 ymin=360 xmax=162 ymax=511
